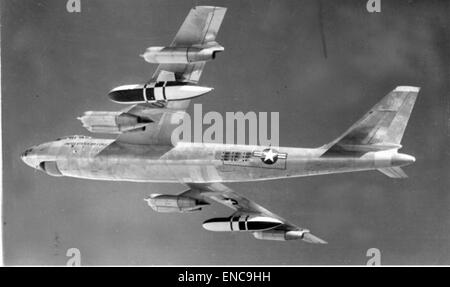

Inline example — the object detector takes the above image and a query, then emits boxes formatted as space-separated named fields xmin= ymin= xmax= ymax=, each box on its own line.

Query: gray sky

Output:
xmin=2 ymin=0 xmax=450 ymax=265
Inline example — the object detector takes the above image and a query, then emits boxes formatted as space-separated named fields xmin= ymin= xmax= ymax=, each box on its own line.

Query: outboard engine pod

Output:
xmin=252 ymin=230 xmax=309 ymax=241
xmin=141 ymin=45 xmax=224 ymax=64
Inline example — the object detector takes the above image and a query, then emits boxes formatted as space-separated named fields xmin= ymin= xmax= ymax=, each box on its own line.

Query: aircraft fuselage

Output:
xmin=21 ymin=136 xmax=415 ymax=183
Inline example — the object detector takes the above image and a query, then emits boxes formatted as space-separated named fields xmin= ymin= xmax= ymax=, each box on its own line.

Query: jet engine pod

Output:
xmin=78 ymin=111 xmax=152 ymax=134
xmin=252 ymin=229 xmax=309 ymax=241
xmin=144 ymin=194 xmax=208 ymax=213
xmin=202 ymin=215 xmax=283 ymax=232
xmin=141 ymin=45 xmax=224 ymax=64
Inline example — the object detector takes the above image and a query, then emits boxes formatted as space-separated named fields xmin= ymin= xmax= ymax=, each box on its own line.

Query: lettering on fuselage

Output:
xmin=219 ymin=151 xmax=252 ymax=162
xmin=216 ymin=148 xmax=288 ymax=170
xmin=63 ymin=142 xmax=109 ymax=147
xmin=63 ymin=141 xmax=110 ymax=156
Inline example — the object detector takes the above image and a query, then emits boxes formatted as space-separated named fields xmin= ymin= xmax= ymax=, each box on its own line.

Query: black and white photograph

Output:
xmin=1 ymin=0 xmax=449 ymax=268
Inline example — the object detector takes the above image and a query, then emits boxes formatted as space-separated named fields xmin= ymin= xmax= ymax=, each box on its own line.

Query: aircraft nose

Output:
xmin=21 ymin=149 xmax=29 ymax=160
xmin=21 ymin=147 xmax=35 ymax=167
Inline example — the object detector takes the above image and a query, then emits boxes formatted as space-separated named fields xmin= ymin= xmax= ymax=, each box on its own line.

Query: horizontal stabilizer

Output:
xmin=378 ymin=167 xmax=408 ymax=178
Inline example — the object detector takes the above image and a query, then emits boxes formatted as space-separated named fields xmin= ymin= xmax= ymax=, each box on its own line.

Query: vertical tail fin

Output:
xmin=322 ymin=86 xmax=419 ymax=156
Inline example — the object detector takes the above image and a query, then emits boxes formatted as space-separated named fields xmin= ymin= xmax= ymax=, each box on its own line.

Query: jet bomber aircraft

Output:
xmin=21 ymin=6 xmax=419 ymax=244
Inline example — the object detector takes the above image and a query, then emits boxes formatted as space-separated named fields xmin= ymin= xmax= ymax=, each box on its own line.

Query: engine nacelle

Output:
xmin=145 ymin=194 xmax=208 ymax=213
xmin=202 ymin=215 xmax=283 ymax=232
xmin=252 ymin=229 xmax=310 ymax=241
xmin=141 ymin=45 xmax=224 ymax=64
xmin=38 ymin=161 xmax=63 ymax=177
xmin=78 ymin=111 xmax=152 ymax=134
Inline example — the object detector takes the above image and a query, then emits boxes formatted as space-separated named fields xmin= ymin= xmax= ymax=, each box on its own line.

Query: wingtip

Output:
xmin=394 ymin=86 xmax=421 ymax=93
xmin=302 ymin=232 xmax=328 ymax=244
xmin=194 ymin=6 xmax=227 ymax=11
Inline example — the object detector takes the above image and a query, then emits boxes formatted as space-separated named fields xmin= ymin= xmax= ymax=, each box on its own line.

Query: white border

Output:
xmin=0 ymin=0 xmax=4 ymax=266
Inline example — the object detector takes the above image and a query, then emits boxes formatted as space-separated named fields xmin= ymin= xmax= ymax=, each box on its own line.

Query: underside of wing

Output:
xmin=112 ymin=6 xmax=227 ymax=146
xmin=179 ymin=183 xmax=327 ymax=243
xmin=151 ymin=62 xmax=206 ymax=84
xmin=150 ymin=6 xmax=227 ymax=84
xmin=172 ymin=6 xmax=227 ymax=47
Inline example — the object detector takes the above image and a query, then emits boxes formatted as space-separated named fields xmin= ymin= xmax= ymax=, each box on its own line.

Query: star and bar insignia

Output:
xmin=252 ymin=148 xmax=288 ymax=165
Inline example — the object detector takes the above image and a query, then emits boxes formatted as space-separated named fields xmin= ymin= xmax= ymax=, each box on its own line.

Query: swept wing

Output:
xmin=181 ymin=183 xmax=327 ymax=243
xmin=116 ymin=6 xmax=227 ymax=145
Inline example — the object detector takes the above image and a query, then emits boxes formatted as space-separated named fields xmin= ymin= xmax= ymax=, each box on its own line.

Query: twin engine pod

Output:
xmin=78 ymin=111 xmax=152 ymax=134
xmin=108 ymin=82 xmax=213 ymax=104
xmin=202 ymin=215 xmax=283 ymax=232
xmin=141 ymin=45 xmax=224 ymax=64
xmin=145 ymin=194 xmax=209 ymax=213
